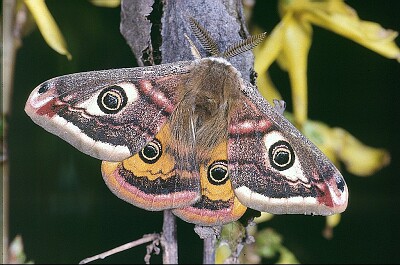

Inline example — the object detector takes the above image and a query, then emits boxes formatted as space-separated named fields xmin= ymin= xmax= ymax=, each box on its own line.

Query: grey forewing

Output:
xmin=239 ymin=79 xmax=337 ymax=174
xmin=236 ymin=79 xmax=347 ymax=195
xmin=53 ymin=61 xmax=193 ymax=100
xmin=26 ymin=61 xmax=194 ymax=161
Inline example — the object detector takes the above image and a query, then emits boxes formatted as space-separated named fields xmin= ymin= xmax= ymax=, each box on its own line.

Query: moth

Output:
xmin=25 ymin=18 xmax=348 ymax=226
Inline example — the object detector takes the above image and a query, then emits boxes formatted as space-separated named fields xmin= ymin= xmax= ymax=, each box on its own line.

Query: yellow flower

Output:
xmin=23 ymin=0 xmax=119 ymax=59
xmin=89 ymin=0 xmax=120 ymax=8
xmin=323 ymin=214 xmax=341 ymax=239
xmin=293 ymin=113 xmax=391 ymax=177
xmin=252 ymin=1 xmax=395 ymax=237
xmin=24 ymin=0 xmax=71 ymax=59
xmin=254 ymin=0 xmax=400 ymax=127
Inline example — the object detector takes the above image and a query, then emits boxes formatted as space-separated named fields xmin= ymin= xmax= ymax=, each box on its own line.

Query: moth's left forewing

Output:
xmin=229 ymin=80 xmax=348 ymax=216
xmin=25 ymin=62 xmax=192 ymax=161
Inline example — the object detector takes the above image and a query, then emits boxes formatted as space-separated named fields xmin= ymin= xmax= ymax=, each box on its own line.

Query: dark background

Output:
xmin=7 ymin=0 xmax=400 ymax=263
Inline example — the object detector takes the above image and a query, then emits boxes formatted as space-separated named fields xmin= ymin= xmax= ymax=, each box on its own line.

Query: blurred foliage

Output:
xmin=23 ymin=0 xmax=71 ymax=59
xmin=215 ymin=222 xmax=247 ymax=263
xmin=253 ymin=228 xmax=299 ymax=264
xmin=224 ymin=0 xmax=399 ymax=263
xmin=88 ymin=0 xmax=121 ymax=8
xmin=20 ymin=0 xmax=121 ymax=60
xmin=8 ymin=236 xmax=34 ymax=264
xmin=251 ymin=0 xmax=400 ymax=127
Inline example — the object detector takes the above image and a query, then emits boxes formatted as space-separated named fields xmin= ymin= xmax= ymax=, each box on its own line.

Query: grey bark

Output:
xmin=120 ymin=0 xmax=255 ymax=81
xmin=119 ymin=0 xmax=254 ymax=263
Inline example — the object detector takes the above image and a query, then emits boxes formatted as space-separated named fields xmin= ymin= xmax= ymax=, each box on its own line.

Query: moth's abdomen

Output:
xmin=169 ymin=58 xmax=243 ymax=156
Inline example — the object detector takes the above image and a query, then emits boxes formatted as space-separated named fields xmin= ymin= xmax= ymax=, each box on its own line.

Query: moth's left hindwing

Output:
xmin=101 ymin=122 xmax=201 ymax=210
xmin=25 ymin=62 xmax=192 ymax=161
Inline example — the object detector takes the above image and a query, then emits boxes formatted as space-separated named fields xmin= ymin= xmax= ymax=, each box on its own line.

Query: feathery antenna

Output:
xmin=221 ymin=32 xmax=267 ymax=59
xmin=188 ymin=17 xmax=267 ymax=59
xmin=188 ymin=17 xmax=220 ymax=56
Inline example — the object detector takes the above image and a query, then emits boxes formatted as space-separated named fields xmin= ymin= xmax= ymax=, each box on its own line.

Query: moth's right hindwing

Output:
xmin=24 ymin=62 xmax=192 ymax=162
xmin=172 ymin=141 xmax=247 ymax=226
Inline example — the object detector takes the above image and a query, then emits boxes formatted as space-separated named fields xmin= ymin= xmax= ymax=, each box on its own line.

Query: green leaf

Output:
xmin=89 ymin=0 xmax=121 ymax=8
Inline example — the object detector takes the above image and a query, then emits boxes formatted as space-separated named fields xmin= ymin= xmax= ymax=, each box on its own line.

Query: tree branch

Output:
xmin=194 ymin=226 xmax=221 ymax=264
xmin=78 ymin=233 xmax=160 ymax=264
xmin=160 ymin=210 xmax=178 ymax=264
xmin=3 ymin=1 xmax=30 ymax=263
xmin=119 ymin=1 xmax=254 ymax=263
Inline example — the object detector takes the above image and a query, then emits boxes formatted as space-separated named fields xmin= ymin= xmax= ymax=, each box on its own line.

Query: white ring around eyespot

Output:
xmin=272 ymin=145 xmax=292 ymax=168
xmin=263 ymin=131 xmax=308 ymax=183
xmin=78 ymin=82 xmax=138 ymax=116
xmin=101 ymin=90 xmax=124 ymax=111
xmin=208 ymin=163 xmax=229 ymax=184
xmin=140 ymin=141 xmax=161 ymax=161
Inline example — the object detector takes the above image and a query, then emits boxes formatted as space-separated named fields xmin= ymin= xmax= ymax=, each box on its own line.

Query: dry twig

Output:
xmin=79 ymin=233 xmax=160 ymax=264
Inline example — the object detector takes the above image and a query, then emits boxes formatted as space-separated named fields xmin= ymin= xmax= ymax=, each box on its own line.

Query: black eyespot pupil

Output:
xmin=269 ymin=140 xmax=295 ymax=171
xmin=207 ymin=160 xmax=229 ymax=185
xmin=275 ymin=150 xmax=289 ymax=165
xmin=211 ymin=167 xmax=227 ymax=181
xmin=38 ymin=82 xmax=51 ymax=94
xmin=143 ymin=145 xmax=158 ymax=159
xmin=97 ymin=85 xmax=127 ymax=114
xmin=138 ymin=139 xmax=162 ymax=164
xmin=335 ymin=175 xmax=345 ymax=192
xmin=103 ymin=93 xmax=119 ymax=109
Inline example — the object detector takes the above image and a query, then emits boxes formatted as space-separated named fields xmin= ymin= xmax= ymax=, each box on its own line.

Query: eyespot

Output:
xmin=97 ymin=85 xmax=127 ymax=114
xmin=207 ymin=160 xmax=229 ymax=185
xmin=269 ymin=140 xmax=295 ymax=171
xmin=335 ymin=174 xmax=346 ymax=192
xmin=139 ymin=139 xmax=162 ymax=164
xmin=38 ymin=82 xmax=51 ymax=94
